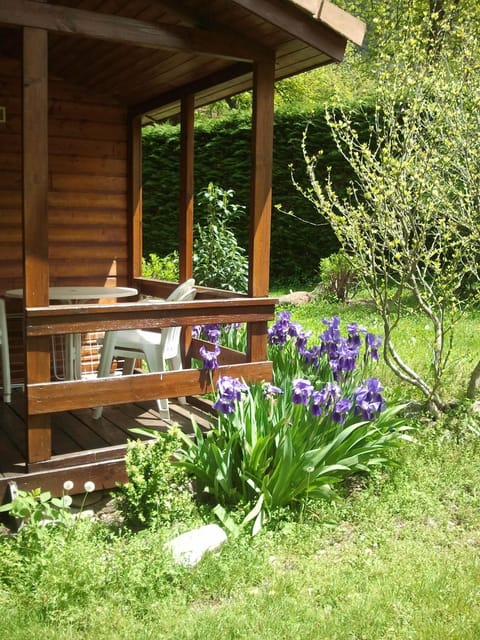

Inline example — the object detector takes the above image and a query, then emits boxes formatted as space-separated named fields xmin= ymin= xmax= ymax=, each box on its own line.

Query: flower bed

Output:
xmin=180 ymin=313 xmax=412 ymax=531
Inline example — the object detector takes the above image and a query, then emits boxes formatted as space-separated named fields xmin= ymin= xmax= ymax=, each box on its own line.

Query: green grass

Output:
xmin=2 ymin=429 xmax=480 ymax=639
xmin=2 ymin=297 xmax=480 ymax=639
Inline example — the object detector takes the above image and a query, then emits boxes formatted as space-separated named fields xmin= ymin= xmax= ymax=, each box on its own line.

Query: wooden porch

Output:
xmin=0 ymin=0 xmax=365 ymax=493
xmin=0 ymin=388 xmax=214 ymax=502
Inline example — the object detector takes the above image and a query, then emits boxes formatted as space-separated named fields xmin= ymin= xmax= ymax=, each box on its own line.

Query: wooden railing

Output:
xmin=24 ymin=293 xmax=277 ymax=416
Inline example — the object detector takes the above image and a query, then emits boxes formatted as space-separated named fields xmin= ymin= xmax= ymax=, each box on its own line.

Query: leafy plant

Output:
xmin=193 ymin=183 xmax=249 ymax=292
xmin=316 ymin=250 xmax=358 ymax=302
xmin=177 ymin=312 xmax=413 ymax=531
xmin=142 ymin=251 xmax=179 ymax=281
xmin=0 ymin=487 xmax=73 ymax=530
xmin=117 ymin=427 xmax=194 ymax=529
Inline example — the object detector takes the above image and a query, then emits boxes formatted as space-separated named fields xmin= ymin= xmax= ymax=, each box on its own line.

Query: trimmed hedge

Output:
xmin=142 ymin=105 xmax=372 ymax=285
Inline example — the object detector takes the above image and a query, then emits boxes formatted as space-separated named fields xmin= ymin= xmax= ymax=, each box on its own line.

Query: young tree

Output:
xmin=296 ymin=7 xmax=480 ymax=415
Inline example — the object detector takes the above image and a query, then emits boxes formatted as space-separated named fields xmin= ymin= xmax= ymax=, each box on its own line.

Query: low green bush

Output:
xmin=316 ymin=250 xmax=358 ymax=302
xmin=116 ymin=428 xmax=195 ymax=529
xmin=141 ymin=251 xmax=179 ymax=281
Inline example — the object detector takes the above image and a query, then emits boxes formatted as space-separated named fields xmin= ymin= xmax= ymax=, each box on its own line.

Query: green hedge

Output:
xmin=142 ymin=105 xmax=373 ymax=285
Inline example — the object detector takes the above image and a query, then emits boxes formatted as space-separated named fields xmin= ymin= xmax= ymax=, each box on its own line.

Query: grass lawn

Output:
xmin=1 ymin=297 xmax=480 ymax=639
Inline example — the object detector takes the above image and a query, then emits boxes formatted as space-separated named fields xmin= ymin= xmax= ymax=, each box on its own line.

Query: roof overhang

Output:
xmin=0 ymin=0 xmax=366 ymax=121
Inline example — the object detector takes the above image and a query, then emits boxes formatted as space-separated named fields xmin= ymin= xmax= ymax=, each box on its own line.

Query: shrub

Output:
xmin=141 ymin=251 xmax=179 ymax=281
xmin=316 ymin=251 xmax=357 ymax=302
xmin=193 ymin=183 xmax=249 ymax=292
xmin=116 ymin=428 xmax=194 ymax=529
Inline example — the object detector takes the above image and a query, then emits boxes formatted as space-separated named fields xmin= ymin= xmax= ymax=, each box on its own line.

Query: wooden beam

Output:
xmin=229 ymin=0 xmax=347 ymax=61
xmin=178 ymin=94 xmax=195 ymax=367
xmin=0 ymin=0 xmax=272 ymax=62
xmin=24 ymin=298 xmax=277 ymax=336
xmin=247 ymin=57 xmax=275 ymax=363
xmin=131 ymin=62 xmax=252 ymax=119
xmin=27 ymin=362 xmax=273 ymax=414
xmin=128 ymin=114 xmax=143 ymax=281
xmin=6 ymin=457 xmax=128 ymax=496
xmin=22 ymin=26 xmax=51 ymax=463
xmin=178 ymin=95 xmax=195 ymax=282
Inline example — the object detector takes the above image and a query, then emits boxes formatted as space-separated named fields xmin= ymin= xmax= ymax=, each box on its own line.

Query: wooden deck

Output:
xmin=0 ymin=389 xmax=214 ymax=502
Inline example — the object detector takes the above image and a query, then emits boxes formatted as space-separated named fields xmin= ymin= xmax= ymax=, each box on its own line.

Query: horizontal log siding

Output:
xmin=0 ymin=55 xmax=129 ymax=386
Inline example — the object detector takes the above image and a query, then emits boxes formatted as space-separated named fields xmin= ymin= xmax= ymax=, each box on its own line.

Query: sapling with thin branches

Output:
xmin=295 ymin=11 xmax=480 ymax=415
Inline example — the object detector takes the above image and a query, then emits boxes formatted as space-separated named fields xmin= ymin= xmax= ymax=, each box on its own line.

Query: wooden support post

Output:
xmin=128 ymin=114 xmax=143 ymax=281
xmin=179 ymin=94 xmax=195 ymax=281
xmin=247 ymin=57 xmax=275 ymax=362
xmin=179 ymin=95 xmax=195 ymax=366
xmin=22 ymin=27 xmax=51 ymax=464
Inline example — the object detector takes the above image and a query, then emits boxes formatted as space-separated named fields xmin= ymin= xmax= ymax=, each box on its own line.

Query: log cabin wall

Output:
xmin=0 ymin=51 xmax=129 ymax=386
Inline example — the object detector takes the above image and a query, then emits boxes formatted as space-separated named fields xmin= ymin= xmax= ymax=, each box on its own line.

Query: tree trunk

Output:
xmin=467 ymin=359 xmax=480 ymax=399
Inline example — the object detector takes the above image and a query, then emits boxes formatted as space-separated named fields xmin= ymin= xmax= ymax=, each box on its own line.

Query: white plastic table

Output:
xmin=5 ymin=286 xmax=138 ymax=380
xmin=5 ymin=286 xmax=138 ymax=303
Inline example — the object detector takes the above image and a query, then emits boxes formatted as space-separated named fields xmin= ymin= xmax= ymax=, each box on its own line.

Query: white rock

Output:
xmin=166 ymin=524 xmax=227 ymax=567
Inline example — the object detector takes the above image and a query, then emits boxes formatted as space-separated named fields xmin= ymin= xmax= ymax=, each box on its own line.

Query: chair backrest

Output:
xmin=166 ymin=278 xmax=195 ymax=302
xmin=161 ymin=287 xmax=197 ymax=359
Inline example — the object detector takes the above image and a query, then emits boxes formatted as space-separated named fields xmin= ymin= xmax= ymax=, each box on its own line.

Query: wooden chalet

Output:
xmin=0 ymin=0 xmax=365 ymax=499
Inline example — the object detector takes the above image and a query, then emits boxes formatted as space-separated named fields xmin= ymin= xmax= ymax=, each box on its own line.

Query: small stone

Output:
xmin=277 ymin=291 xmax=314 ymax=306
xmin=166 ymin=524 xmax=227 ymax=567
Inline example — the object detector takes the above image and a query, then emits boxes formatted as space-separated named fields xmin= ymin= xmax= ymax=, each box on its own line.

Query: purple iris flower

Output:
xmin=365 ymin=333 xmax=382 ymax=361
xmin=288 ymin=322 xmax=302 ymax=338
xmin=347 ymin=322 xmax=366 ymax=348
xmin=217 ymin=376 xmax=248 ymax=400
xmin=302 ymin=345 xmax=322 ymax=367
xmin=331 ymin=397 xmax=353 ymax=424
xmin=310 ymin=382 xmax=341 ymax=417
xmin=354 ymin=377 xmax=386 ymax=419
xmin=268 ymin=311 xmax=292 ymax=346
xmin=292 ymin=378 xmax=314 ymax=405
xmin=268 ymin=311 xmax=307 ymax=348
xmin=200 ymin=344 xmax=220 ymax=370
xmin=320 ymin=316 xmax=342 ymax=345
xmin=213 ymin=396 xmax=237 ymax=414
xmin=331 ymin=338 xmax=359 ymax=376
xmin=263 ymin=383 xmax=284 ymax=399
xmin=203 ymin=324 xmax=221 ymax=344
xmin=213 ymin=376 xmax=248 ymax=414
xmin=192 ymin=325 xmax=202 ymax=339
xmin=295 ymin=329 xmax=312 ymax=355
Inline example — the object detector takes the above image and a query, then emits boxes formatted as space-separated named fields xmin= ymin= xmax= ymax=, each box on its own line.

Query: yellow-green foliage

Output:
xmin=298 ymin=5 xmax=480 ymax=413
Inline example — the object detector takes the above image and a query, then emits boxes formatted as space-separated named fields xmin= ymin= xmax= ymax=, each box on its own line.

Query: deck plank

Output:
xmin=0 ymin=391 xmax=213 ymax=500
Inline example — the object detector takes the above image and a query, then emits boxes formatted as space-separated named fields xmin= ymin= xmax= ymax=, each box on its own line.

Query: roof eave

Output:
xmin=289 ymin=0 xmax=366 ymax=47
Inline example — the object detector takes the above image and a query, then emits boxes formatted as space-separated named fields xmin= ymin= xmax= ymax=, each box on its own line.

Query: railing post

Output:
xmin=23 ymin=27 xmax=51 ymax=464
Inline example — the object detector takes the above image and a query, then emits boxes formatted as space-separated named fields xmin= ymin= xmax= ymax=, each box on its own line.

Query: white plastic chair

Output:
xmin=0 ymin=298 xmax=12 ymax=403
xmin=93 ymin=282 xmax=196 ymax=419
